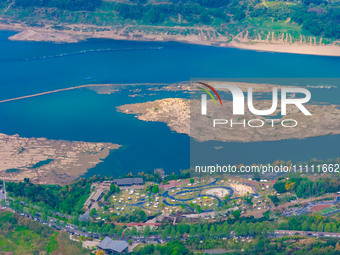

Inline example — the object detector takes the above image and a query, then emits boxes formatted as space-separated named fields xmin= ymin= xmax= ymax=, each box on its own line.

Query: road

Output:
xmin=3 ymin=205 xmax=340 ymax=250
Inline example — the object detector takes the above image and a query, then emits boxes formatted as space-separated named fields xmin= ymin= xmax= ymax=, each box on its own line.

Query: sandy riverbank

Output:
xmin=1 ymin=21 xmax=339 ymax=57
xmin=227 ymin=41 xmax=340 ymax=57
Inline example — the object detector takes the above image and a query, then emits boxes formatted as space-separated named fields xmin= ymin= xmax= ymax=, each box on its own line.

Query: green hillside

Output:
xmin=0 ymin=0 xmax=338 ymax=43
xmin=0 ymin=211 xmax=89 ymax=255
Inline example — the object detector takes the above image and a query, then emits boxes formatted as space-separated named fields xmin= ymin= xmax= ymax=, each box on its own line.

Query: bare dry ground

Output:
xmin=0 ymin=133 xmax=120 ymax=185
xmin=310 ymin=204 xmax=332 ymax=212
xmin=118 ymin=81 xmax=340 ymax=142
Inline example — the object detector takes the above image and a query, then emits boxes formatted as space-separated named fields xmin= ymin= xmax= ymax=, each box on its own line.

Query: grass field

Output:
xmin=0 ymin=211 xmax=88 ymax=255
xmin=320 ymin=207 xmax=338 ymax=215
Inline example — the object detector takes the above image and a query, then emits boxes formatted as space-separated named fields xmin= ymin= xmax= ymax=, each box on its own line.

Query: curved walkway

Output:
xmin=161 ymin=179 xmax=235 ymax=213
xmin=110 ymin=179 xmax=257 ymax=214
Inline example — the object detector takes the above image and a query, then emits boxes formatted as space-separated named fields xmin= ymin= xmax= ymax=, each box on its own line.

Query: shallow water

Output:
xmin=0 ymin=30 xmax=339 ymax=177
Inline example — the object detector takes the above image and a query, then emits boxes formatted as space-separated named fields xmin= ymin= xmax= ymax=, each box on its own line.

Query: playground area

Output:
xmin=94 ymin=178 xmax=256 ymax=219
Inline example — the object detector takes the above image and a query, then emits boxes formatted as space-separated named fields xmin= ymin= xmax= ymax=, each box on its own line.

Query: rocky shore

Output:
xmin=0 ymin=133 xmax=120 ymax=185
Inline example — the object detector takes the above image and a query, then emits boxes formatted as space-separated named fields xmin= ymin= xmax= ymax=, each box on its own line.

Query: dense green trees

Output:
xmin=280 ymin=214 xmax=340 ymax=233
xmin=9 ymin=0 xmax=340 ymax=40
xmin=6 ymin=179 xmax=60 ymax=208
xmin=146 ymin=184 xmax=160 ymax=194
xmin=116 ymin=209 xmax=147 ymax=223
xmin=273 ymin=175 xmax=339 ymax=199
xmin=133 ymin=241 xmax=192 ymax=255
xmin=112 ymin=0 xmax=339 ymax=39
xmin=89 ymin=208 xmax=97 ymax=218
xmin=7 ymin=177 xmax=103 ymax=215
xmin=104 ymin=184 xmax=120 ymax=201
xmin=15 ymin=0 xmax=102 ymax=11
xmin=114 ymin=1 xmax=227 ymax=26
xmin=268 ymin=195 xmax=280 ymax=206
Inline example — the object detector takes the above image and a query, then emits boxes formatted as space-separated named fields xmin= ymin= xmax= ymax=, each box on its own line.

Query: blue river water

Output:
xmin=0 ymin=30 xmax=339 ymax=177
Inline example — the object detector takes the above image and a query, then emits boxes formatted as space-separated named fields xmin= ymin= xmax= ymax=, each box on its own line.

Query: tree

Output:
xmin=317 ymin=222 xmax=323 ymax=232
xmin=262 ymin=224 xmax=267 ymax=236
xmin=170 ymin=228 xmax=176 ymax=239
xmin=196 ymin=205 xmax=202 ymax=214
xmin=41 ymin=212 xmax=48 ymax=222
xmin=233 ymin=10 xmax=246 ymax=21
xmin=190 ymin=178 xmax=194 ymax=184
xmin=96 ymin=249 xmax=105 ymax=255
xmin=152 ymin=185 xmax=159 ymax=194
xmin=324 ymin=223 xmax=331 ymax=232
xmin=144 ymin=225 xmax=150 ymax=237
xmin=200 ymin=12 xmax=212 ymax=24
xmin=332 ymin=224 xmax=338 ymax=233
xmin=255 ymin=223 xmax=262 ymax=235
xmin=147 ymin=6 xmax=164 ymax=24
xmin=285 ymin=181 xmax=295 ymax=192
xmin=16 ymin=0 xmax=102 ymax=11
xmin=273 ymin=182 xmax=287 ymax=193
xmin=234 ymin=226 xmax=241 ymax=236
xmin=124 ymin=228 xmax=131 ymax=237
xmin=223 ymin=224 xmax=230 ymax=237
xmin=209 ymin=225 xmax=216 ymax=236
xmin=232 ymin=210 xmax=241 ymax=220
xmin=89 ymin=208 xmax=97 ymax=217
xmin=110 ymin=184 xmax=116 ymax=193
xmin=117 ymin=226 xmax=123 ymax=237
xmin=269 ymin=225 xmax=275 ymax=235
xmin=131 ymin=226 xmax=137 ymax=236
xmin=240 ymin=221 xmax=248 ymax=236
xmin=336 ymin=242 xmax=340 ymax=252
xmin=216 ymin=225 xmax=223 ymax=237
xmin=162 ymin=226 xmax=170 ymax=239
xmin=310 ymin=223 xmax=317 ymax=232
xmin=302 ymin=221 xmax=309 ymax=231
xmin=190 ymin=226 xmax=196 ymax=237
xmin=268 ymin=195 xmax=280 ymax=205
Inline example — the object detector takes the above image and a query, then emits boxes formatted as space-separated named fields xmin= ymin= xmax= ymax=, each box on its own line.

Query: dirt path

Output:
xmin=0 ymin=2 xmax=13 ymax=18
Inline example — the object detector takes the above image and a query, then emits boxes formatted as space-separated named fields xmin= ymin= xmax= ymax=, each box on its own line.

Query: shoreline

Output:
xmin=0 ymin=22 xmax=340 ymax=57
xmin=227 ymin=41 xmax=340 ymax=57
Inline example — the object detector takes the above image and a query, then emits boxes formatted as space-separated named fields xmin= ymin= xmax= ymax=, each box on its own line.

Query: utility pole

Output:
xmin=3 ymin=179 xmax=6 ymax=203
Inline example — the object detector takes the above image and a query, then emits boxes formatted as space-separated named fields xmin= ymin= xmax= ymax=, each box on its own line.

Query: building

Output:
xmin=84 ymin=189 xmax=104 ymax=210
xmin=112 ymin=178 xmax=144 ymax=187
xmin=154 ymin=168 xmax=165 ymax=179
xmin=98 ymin=237 xmax=128 ymax=254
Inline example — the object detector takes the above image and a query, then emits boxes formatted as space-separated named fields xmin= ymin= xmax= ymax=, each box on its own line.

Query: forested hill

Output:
xmin=1 ymin=0 xmax=339 ymax=42
xmin=14 ymin=0 xmax=102 ymax=11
